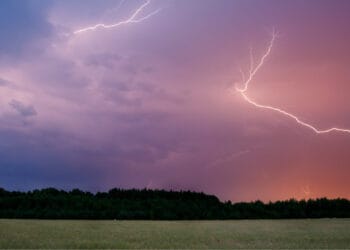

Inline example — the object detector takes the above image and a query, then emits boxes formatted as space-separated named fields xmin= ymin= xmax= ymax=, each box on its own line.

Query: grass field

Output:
xmin=0 ymin=219 xmax=349 ymax=249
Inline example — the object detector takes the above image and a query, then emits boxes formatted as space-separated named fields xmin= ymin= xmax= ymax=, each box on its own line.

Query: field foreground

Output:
xmin=0 ymin=219 xmax=349 ymax=249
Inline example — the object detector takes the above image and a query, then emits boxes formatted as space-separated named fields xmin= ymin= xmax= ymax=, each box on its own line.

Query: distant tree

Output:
xmin=0 ymin=187 xmax=349 ymax=219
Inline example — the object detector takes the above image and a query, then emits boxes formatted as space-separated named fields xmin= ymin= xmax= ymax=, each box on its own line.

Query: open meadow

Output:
xmin=0 ymin=219 xmax=349 ymax=249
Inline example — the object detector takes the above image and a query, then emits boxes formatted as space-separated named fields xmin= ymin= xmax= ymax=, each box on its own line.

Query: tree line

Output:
xmin=0 ymin=187 xmax=349 ymax=219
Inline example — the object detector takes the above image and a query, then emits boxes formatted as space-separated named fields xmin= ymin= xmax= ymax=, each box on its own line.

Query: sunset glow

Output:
xmin=1 ymin=0 xmax=350 ymax=202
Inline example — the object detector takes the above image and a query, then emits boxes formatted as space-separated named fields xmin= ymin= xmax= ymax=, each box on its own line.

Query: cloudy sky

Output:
xmin=1 ymin=0 xmax=350 ymax=201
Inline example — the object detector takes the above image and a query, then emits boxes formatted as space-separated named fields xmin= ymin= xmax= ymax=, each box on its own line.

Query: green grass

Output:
xmin=0 ymin=219 xmax=349 ymax=249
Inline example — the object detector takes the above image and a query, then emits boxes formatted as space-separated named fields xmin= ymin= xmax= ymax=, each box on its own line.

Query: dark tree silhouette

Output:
xmin=0 ymin=187 xmax=349 ymax=219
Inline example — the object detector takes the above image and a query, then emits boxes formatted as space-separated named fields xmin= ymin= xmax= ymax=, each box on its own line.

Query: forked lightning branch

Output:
xmin=235 ymin=31 xmax=350 ymax=134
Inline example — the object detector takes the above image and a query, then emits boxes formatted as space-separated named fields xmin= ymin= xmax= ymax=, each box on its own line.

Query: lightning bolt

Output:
xmin=74 ymin=0 xmax=161 ymax=34
xmin=236 ymin=30 xmax=350 ymax=134
xmin=301 ymin=185 xmax=311 ymax=198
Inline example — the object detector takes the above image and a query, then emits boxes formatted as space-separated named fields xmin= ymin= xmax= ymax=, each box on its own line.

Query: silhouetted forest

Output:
xmin=0 ymin=187 xmax=349 ymax=219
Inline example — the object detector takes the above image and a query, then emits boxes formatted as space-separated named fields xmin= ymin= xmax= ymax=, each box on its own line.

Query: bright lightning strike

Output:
xmin=236 ymin=31 xmax=350 ymax=134
xmin=74 ymin=0 xmax=161 ymax=34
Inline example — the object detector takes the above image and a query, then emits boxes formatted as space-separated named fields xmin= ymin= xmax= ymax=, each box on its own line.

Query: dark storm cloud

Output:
xmin=0 ymin=129 xmax=105 ymax=191
xmin=0 ymin=0 xmax=53 ymax=58
xmin=9 ymin=99 xmax=37 ymax=117
xmin=1 ymin=0 xmax=350 ymax=202
xmin=0 ymin=78 xmax=11 ymax=86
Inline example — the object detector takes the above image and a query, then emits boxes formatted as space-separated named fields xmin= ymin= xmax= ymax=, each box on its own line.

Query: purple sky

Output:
xmin=1 ymin=0 xmax=350 ymax=201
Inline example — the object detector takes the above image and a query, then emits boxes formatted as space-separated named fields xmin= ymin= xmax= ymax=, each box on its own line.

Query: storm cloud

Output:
xmin=0 ymin=0 xmax=350 ymax=201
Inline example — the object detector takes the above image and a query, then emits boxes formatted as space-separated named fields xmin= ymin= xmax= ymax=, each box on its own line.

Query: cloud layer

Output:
xmin=1 ymin=0 xmax=350 ymax=201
